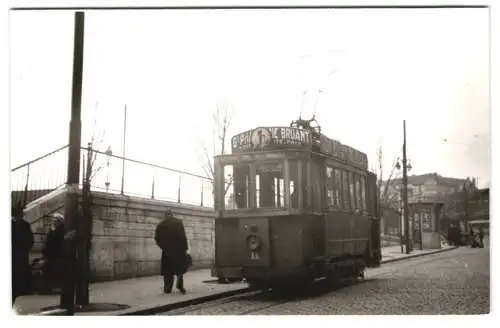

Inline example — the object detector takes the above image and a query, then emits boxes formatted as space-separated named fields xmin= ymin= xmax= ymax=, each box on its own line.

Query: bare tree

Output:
xmin=374 ymin=141 xmax=400 ymax=217
xmin=200 ymin=101 xmax=234 ymax=196
xmin=75 ymin=123 xmax=106 ymax=307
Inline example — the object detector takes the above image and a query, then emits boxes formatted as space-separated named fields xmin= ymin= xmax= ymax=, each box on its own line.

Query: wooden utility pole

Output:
xmin=403 ymin=120 xmax=411 ymax=254
xmin=418 ymin=202 xmax=424 ymax=251
xmin=399 ymin=190 xmax=404 ymax=254
xmin=60 ymin=11 xmax=85 ymax=315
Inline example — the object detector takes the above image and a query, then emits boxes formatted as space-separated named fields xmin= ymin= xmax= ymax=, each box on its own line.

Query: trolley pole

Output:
xmin=60 ymin=11 xmax=85 ymax=314
xmin=402 ymin=120 xmax=411 ymax=254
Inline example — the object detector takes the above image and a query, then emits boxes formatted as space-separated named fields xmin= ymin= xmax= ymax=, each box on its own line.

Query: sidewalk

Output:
xmin=381 ymin=244 xmax=456 ymax=264
xmin=14 ymin=245 xmax=457 ymax=315
xmin=14 ymin=269 xmax=248 ymax=315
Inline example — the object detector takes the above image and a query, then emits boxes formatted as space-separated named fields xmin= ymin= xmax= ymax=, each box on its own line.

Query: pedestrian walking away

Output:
xmin=155 ymin=208 xmax=190 ymax=294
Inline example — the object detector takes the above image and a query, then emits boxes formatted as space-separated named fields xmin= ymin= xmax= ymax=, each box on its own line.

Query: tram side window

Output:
xmin=301 ymin=160 xmax=308 ymax=209
xmin=342 ymin=170 xmax=350 ymax=211
xmin=360 ymin=175 xmax=366 ymax=212
xmin=312 ymin=161 xmax=323 ymax=212
xmin=255 ymin=162 xmax=284 ymax=209
xmin=326 ymin=166 xmax=341 ymax=209
xmin=334 ymin=169 xmax=342 ymax=207
xmin=355 ymin=174 xmax=362 ymax=211
xmin=224 ymin=164 xmax=250 ymax=209
xmin=326 ymin=167 xmax=335 ymax=207
xmin=348 ymin=171 xmax=356 ymax=211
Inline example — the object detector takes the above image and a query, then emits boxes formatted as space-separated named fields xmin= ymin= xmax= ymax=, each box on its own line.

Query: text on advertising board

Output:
xmin=232 ymin=127 xmax=312 ymax=152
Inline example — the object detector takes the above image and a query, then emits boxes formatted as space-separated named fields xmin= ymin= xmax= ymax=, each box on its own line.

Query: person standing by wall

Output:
xmin=11 ymin=203 xmax=34 ymax=305
xmin=155 ymin=209 xmax=189 ymax=294
xmin=42 ymin=213 xmax=65 ymax=291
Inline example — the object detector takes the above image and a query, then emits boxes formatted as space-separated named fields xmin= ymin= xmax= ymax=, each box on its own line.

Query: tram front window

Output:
xmin=222 ymin=161 xmax=288 ymax=210
xmin=224 ymin=164 xmax=250 ymax=209
xmin=255 ymin=162 xmax=284 ymax=209
xmin=288 ymin=159 xmax=307 ymax=210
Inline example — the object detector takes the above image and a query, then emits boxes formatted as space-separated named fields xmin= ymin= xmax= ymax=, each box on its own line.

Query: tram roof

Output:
xmin=230 ymin=126 xmax=368 ymax=170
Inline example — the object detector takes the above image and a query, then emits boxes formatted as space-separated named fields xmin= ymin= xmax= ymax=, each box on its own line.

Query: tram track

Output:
xmin=159 ymin=251 xmax=460 ymax=315
xmin=161 ymin=276 xmax=379 ymax=315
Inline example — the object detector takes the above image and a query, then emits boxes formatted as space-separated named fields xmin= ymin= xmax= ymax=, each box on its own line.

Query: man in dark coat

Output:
xmin=42 ymin=213 xmax=65 ymax=289
xmin=449 ymin=223 xmax=459 ymax=246
xmin=155 ymin=209 xmax=189 ymax=294
xmin=11 ymin=204 xmax=34 ymax=305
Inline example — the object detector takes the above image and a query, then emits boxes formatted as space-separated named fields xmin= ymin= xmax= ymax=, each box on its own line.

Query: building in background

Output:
xmin=389 ymin=173 xmax=470 ymax=204
xmin=379 ymin=173 xmax=481 ymax=247
xmin=441 ymin=187 xmax=489 ymax=243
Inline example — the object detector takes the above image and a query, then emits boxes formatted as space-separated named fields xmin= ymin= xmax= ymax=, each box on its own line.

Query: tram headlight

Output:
xmin=246 ymin=234 xmax=261 ymax=251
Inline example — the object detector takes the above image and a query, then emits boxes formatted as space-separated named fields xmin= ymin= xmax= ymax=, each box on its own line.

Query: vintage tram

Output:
xmin=212 ymin=118 xmax=381 ymax=288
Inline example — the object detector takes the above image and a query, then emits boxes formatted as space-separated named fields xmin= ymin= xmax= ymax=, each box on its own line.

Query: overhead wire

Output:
xmin=296 ymin=49 xmax=345 ymax=120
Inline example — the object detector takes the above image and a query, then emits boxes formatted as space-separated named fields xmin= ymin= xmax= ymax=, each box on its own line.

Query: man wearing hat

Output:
xmin=11 ymin=203 xmax=33 ymax=304
xmin=155 ymin=208 xmax=189 ymax=294
xmin=42 ymin=213 xmax=65 ymax=291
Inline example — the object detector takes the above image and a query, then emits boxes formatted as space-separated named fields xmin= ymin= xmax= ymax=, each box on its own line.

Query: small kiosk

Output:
xmin=408 ymin=201 xmax=444 ymax=250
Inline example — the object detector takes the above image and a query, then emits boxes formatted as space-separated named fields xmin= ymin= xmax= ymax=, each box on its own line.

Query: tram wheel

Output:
xmin=325 ymin=270 xmax=340 ymax=287
xmin=354 ymin=267 xmax=365 ymax=281
xmin=246 ymin=279 xmax=267 ymax=291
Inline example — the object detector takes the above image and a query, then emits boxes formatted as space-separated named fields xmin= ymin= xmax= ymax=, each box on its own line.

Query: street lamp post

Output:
xmin=105 ymin=146 xmax=112 ymax=192
xmin=395 ymin=122 xmax=413 ymax=254
xmin=398 ymin=191 xmax=404 ymax=254
xmin=402 ymin=120 xmax=411 ymax=254
xmin=396 ymin=160 xmax=412 ymax=253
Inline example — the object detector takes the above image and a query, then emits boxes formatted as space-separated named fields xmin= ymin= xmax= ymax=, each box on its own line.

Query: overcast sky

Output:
xmin=8 ymin=8 xmax=490 ymax=195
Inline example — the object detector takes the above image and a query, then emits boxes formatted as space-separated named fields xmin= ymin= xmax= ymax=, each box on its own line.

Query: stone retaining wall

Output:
xmin=28 ymin=190 xmax=215 ymax=282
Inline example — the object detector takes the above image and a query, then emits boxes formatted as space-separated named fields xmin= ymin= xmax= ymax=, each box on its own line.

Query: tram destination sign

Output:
xmin=231 ymin=126 xmax=368 ymax=170
xmin=231 ymin=127 xmax=312 ymax=153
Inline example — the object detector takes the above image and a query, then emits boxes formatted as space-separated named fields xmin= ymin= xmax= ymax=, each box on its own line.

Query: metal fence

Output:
xmin=10 ymin=145 xmax=70 ymax=206
xmin=87 ymin=145 xmax=214 ymax=207
xmin=11 ymin=144 xmax=214 ymax=208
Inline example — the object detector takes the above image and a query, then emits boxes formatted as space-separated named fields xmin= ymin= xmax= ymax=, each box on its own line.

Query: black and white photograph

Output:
xmin=2 ymin=1 xmax=494 ymax=320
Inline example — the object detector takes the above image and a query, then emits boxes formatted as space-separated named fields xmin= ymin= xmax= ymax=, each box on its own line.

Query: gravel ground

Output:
xmin=160 ymin=247 xmax=489 ymax=315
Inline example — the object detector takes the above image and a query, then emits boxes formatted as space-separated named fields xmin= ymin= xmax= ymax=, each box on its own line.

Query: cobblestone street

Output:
xmin=161 ymin=247 xmax=489 ymax=315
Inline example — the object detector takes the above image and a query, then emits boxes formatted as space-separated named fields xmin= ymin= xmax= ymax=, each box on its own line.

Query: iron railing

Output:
xmin=10 ymin=145 xmax=70 ymax=207
xmin=11 ymin=144 xmax=214 ymax=208
xmin=86 ymin=145 xmax=214 ymax=207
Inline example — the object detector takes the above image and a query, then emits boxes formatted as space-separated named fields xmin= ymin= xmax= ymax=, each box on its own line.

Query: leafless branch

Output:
xmin=376 ymin=142 xmax=383 ymax=191
xmin=83 ymin=121 xmax=108 ymax=184
xmin=381 ymin=157 xmax=398 ymax=203
xmin=198 ymin=100 xmax=234 ymax=184
xmin=375 ymin=141 xmax=400 ymax=217
xmin=202 ymin=145 xmax=215 ymax=178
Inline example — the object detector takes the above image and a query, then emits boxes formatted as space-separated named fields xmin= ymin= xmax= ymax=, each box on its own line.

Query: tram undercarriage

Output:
xmin=215 ymin=255 xmax=369 ymax=290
